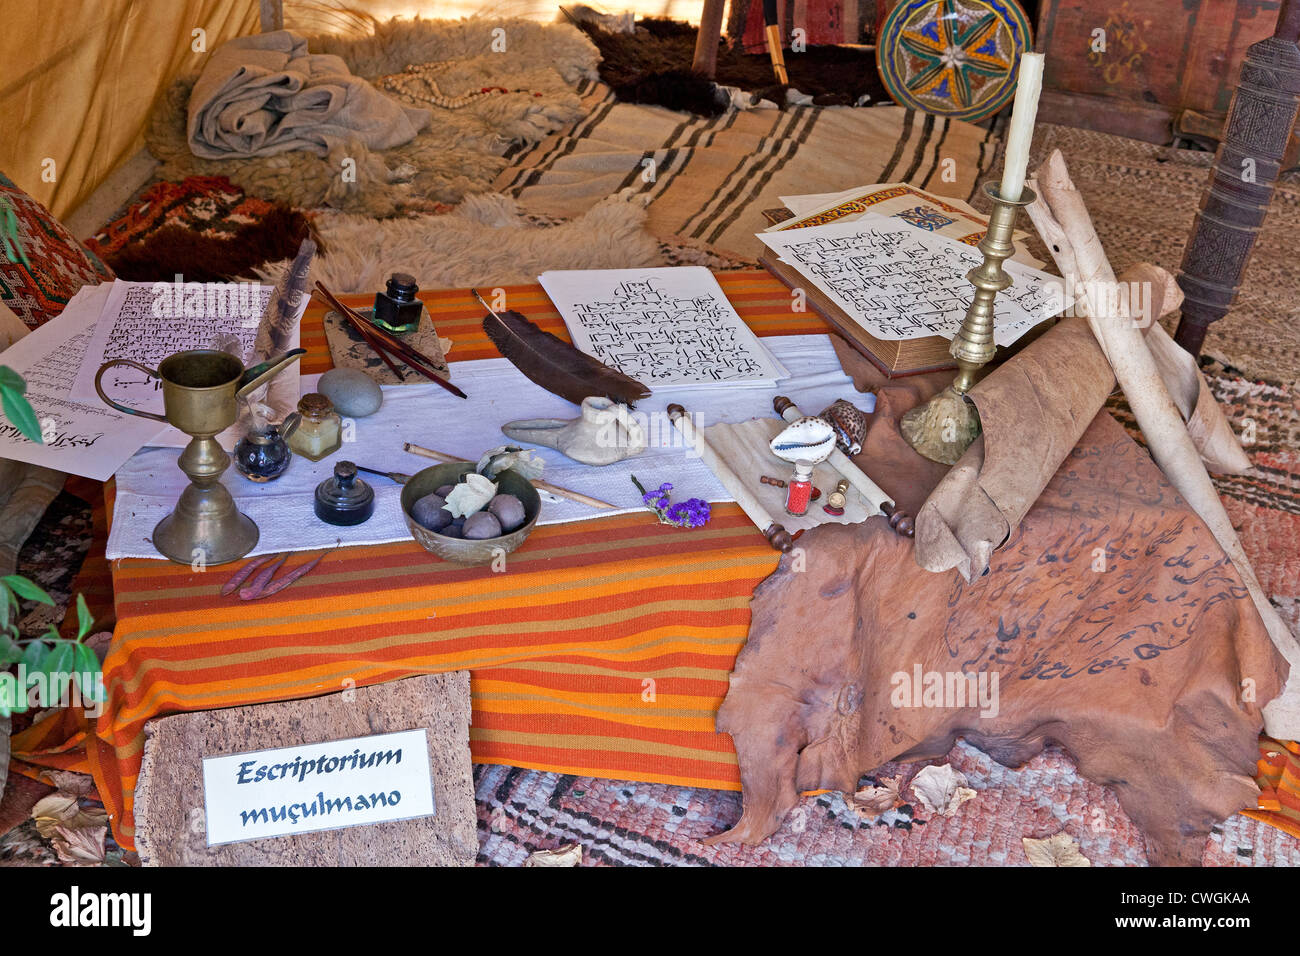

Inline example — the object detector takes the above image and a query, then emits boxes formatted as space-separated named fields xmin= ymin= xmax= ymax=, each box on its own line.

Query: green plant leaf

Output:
xmin=21 ymin=638 xmax=48 ymax=670
xmin=0 ymin=365 xmax=24 ymax=393
xmin=0 ymin=634 xmax=22 ymax=665
xmin=0 ymin=583 xmax=9 ymax=628
xmin=0 ymin=676 xmax=23 ymax=717
xmin=41 ymin=641 xmax=76 ymax=691
xmin=0 ymin=383 xmax=42 ymax=443
xmin=74 ymin=593 xmax=93 ymax=641
xmin=1 ymin=574 xmax=53 ymax=605
xmin=72 ymin=643 xmax=103 ymax=702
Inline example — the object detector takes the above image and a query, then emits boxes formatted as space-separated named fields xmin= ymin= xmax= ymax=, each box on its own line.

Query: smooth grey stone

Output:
xmin=439 ymin=523 xmax=464 ymax=539
xmin=463 ymin=511 xmax=503 ymax=540
xmin=435 ymin=484 xmax=455 ymax=497
xmin=411 ymin=493 xmax=451 ymax=531
xmin=318 ymin=368 xmax=383 ymax=418
xmin=487 ymin=494 xmax=526 ymax=532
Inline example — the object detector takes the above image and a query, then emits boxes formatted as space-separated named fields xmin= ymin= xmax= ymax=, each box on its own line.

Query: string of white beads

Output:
xmin=378 ymin=61 xmax=542 ymax=110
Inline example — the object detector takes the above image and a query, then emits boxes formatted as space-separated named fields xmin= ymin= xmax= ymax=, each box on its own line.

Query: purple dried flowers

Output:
xmin=631 ymin=475 xmax=711 ymax=530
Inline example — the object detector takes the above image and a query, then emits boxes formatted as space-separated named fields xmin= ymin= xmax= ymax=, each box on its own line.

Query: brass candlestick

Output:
xmin=901 ymin=181 xmax=1037 ymax=465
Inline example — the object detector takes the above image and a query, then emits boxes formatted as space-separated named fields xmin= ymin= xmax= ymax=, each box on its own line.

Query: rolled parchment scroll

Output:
xmin=915 ymin=261 xmax=1252 ymax=580
xmin=667 ymin=404 xmax=792 ymax=552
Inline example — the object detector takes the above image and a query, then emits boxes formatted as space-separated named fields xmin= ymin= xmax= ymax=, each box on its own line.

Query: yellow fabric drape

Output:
xmin=0 ymin=0 xmax=259 ymax=219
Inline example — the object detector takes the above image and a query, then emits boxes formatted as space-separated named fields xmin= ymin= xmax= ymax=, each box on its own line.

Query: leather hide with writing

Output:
xmin=707 ymin=413 xmax=1287 ymax=865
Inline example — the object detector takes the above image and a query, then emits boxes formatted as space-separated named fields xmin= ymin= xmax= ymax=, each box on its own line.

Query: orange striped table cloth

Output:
xmin=85 ymin=272 xmax=826 ymax=852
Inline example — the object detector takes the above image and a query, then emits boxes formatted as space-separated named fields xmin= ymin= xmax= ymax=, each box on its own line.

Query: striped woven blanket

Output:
xmin=496 ymin=82 xmax=999 ymax=261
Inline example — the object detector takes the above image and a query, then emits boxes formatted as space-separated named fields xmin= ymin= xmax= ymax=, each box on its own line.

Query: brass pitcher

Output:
xmin=94 ymin=348 xmax=306 ymax=566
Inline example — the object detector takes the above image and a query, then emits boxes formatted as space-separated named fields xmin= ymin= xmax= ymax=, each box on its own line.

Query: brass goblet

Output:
xmin=95 ymin=349 xmax=304 ymax=566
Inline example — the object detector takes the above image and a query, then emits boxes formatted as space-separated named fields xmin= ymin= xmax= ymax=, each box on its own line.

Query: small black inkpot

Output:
xmin=372 ymin=272 xmax=422 ymax=336
xmin=314 ymin=460 xmax=375 ymax=526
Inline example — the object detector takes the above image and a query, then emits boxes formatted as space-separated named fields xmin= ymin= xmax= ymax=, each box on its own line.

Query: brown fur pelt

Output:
xmin=104 ymin=205 xmax=321 ymax=283
xmin=576 ymin=18 xmax=889 ymax=115
xmin=708 ymin=410 xmax=1287 ymax=865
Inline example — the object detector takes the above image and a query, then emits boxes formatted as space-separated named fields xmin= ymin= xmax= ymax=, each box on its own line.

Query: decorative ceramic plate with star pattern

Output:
xmin=876 ymin=0 xmax=1033 ymax=122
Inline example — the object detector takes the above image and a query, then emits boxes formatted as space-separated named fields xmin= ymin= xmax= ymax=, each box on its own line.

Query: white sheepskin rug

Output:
xmin=262 ymin=192 xmax=664 ymax=293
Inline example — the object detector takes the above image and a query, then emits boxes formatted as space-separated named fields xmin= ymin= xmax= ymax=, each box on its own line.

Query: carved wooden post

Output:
xmin=1174 ymin=0 xmax=1300 ymax=355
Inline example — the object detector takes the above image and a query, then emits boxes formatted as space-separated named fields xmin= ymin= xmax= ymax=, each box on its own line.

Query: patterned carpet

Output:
xmin=81 ymin=175 xmax=318 ymax=283
xmin=472 ymin=740 xmax=1300 ymax=867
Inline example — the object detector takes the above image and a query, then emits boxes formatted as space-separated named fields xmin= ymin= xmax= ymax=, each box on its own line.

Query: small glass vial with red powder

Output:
xmin=785 ymin=460 xmax=815 ymax=517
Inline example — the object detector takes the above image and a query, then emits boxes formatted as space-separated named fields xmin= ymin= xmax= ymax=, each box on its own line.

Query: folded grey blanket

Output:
xmin=187 ymin=31 xmax=431 ymax=159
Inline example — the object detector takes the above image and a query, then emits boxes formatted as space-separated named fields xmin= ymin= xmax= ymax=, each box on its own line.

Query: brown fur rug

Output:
xmin=576 ymin=17 xmax=889 ymax=115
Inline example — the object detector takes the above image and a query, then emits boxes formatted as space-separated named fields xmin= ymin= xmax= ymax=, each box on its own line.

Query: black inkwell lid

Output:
xmin=385 ymin=272 xmax=419 ymax=303
xmin=314 ymin=460 xmax=374 ymax=526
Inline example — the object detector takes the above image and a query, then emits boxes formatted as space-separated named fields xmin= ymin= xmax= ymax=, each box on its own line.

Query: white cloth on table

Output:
xmin=106 ymin=334 xmax=873 ymax=560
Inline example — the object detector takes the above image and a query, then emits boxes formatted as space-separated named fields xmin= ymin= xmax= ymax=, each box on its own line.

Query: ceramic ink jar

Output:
xmin=233 ymin=421 xmax=293 ymax=482
xmin=372 ymin=272 xmax=422 ymax=336
xmin=286 ymin=393 xmax=342 ymax=462
xmin=314 ymin=461 xmax=374 ymax=526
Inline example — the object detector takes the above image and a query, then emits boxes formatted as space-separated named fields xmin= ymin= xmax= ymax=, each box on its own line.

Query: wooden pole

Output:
xmin=260 ymin=0 xmax=284 ymax=33
xmin=692 ymin=0 xmax=728 ymax=77
xmin=763 ymin=0 xmax=788 ymax=84
xmin=1174 ymin=0 xmax=1300 ymax=355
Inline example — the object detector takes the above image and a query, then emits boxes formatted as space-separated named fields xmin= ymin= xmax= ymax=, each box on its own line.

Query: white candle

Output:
xmin=998 ymin=52 xmax=1044 ymax=202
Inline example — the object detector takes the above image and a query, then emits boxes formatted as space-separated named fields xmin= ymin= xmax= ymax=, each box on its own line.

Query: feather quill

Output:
xmin=478 ymin=295 xmax=650 ymax=409
xmin=256 ymin=238 xmax=316 ymax=357
xmin=248 ymin=238 xmax=315 ymax=427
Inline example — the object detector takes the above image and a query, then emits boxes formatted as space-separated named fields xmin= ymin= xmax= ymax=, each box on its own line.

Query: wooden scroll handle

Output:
xmin=667 ymin=402 xmax=792 ymax=553
xmin=764 ymin=524 xmax=794 ymax=551
xmin=772 ymin=395 xmax=797 ymax=417
xmin=880 ymin=501 xmax=915 ymax=538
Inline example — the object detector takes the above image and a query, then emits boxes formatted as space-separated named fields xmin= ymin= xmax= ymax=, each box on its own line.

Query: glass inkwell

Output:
xmin=285 ymin=392 xmax=342 ymax=462
xmin=372 ymin=272 xmax=422 ymax=336
xmin=233 ymin=419 xmax=294 ymax=482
